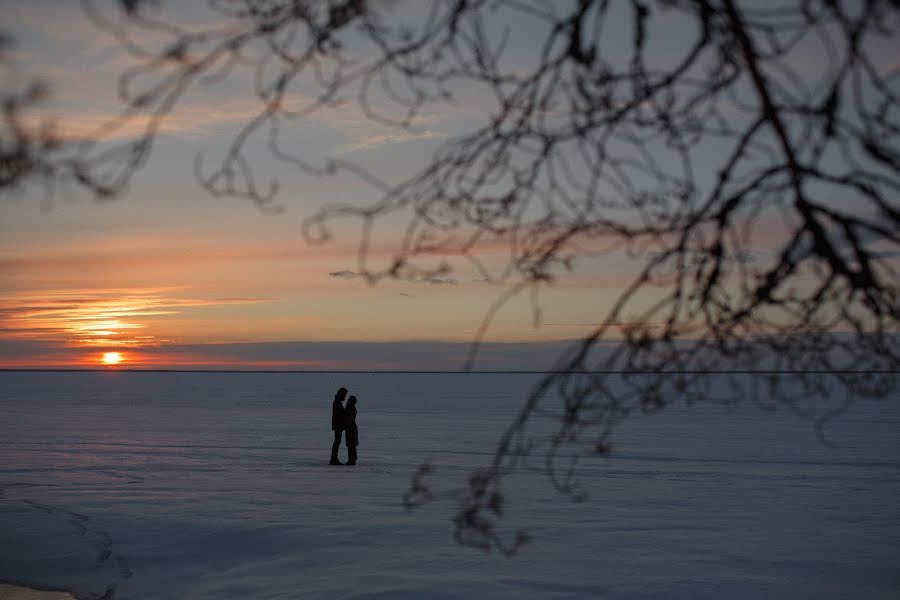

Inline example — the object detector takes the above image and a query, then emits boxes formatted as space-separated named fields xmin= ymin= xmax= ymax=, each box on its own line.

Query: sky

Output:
xmin=0 ymin=0 xmax=643 ymax=370
xmin=1 ymin=1 xmax=896 ymax=370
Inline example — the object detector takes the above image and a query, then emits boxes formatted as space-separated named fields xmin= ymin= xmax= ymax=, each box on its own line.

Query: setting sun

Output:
xmin=101 ymin=352 xmax=123 ymax=366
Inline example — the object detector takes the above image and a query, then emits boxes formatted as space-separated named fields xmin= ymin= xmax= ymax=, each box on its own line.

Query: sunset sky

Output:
xmin=2 ymin=1 xmax=897 ymax=370
xmin=0 ymin=0 xmax=642 ymax=370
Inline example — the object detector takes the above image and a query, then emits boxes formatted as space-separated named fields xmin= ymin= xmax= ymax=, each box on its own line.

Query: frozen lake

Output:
xmin=1 ymin=371 xmax=898 ymax=599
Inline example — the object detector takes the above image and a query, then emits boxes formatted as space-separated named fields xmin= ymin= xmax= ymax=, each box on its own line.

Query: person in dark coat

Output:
xmin=345 ymin=395 xmax=359 ymax=465
xmin=330 ymin=387 xmax=348 ymax=465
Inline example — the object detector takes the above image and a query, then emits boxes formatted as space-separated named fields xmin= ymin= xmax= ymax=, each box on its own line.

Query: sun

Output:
xmin=101 ymin=352 xmax=123 ymax=366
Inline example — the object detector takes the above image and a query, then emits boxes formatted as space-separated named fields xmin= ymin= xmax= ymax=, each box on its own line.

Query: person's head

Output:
xmin=347 ymin=395 xmax=357 ymax=408
xmin=336 ymin=387 xmax=348 ymax=401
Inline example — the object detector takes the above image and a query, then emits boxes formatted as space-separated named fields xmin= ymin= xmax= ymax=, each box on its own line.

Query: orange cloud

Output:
xmin=50 ymin=99 xmax=268 ymax=142
xmin=0 ymin=288 xmax=271 ymax=349
xmin=338 ymin=129 xmax=447 ymax=153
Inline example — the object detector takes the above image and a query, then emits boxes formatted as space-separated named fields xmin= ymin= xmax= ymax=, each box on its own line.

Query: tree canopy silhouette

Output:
xmin=3 ymin=0 xmax=899 ymax=553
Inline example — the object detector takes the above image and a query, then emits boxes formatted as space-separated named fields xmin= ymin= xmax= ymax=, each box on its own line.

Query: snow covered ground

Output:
xmin=1 ymin=371 xmax=898 ymax=599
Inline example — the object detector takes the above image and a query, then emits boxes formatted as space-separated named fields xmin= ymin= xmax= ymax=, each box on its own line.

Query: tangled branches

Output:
xmin=1 ymin=35 xmax=62 ymax=199
xmin=7 ymin=0 xmax=900 ymax=552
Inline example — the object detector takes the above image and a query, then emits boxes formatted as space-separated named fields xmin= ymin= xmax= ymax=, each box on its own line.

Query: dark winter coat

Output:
xmin=345 ymin=405 xmax=359 ymax=447
xmin=332 ymin=398 xmax=346 ymax=431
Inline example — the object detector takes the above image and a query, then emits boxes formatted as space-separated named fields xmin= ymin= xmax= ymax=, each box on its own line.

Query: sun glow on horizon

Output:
xmin=101 ymin=352 xmax=123 ymax=366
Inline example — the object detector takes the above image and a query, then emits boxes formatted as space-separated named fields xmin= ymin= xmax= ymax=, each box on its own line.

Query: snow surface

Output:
xmin=1 ymin=371 xmax=898 ymax=599
xmin=0 ymin=583 xmax=73 ymax=599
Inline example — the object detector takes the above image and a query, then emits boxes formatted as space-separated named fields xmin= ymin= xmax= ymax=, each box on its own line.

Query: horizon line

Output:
xmin=1 ymin=368 xmax=897 ymax=374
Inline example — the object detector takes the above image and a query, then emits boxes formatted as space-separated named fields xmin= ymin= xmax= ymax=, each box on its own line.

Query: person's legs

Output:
xmin=347 ymin=444 xmax=357 ymax=465
xmin=330 ymin=429 xmax=343 ymax=464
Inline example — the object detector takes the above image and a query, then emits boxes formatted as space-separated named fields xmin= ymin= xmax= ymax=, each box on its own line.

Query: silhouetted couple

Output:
xmin=330 ymin=387 xmax=359 ymax=466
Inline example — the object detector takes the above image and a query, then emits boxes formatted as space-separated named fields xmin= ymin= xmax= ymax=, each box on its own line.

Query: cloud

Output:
xmin=328 ymin=272 xmax=457 ymax=285
xmin=339 ymin=129 xmax=448 ymax=153
xmin=47 ymin=99 xmax=269 ymax=142
xmin=544 ymin=321 xmax=662 ymax=330
xmin=0 ymin=240 xmax=349 ymax=275
xmin=329 ymin=270 xmax=361 ymax=279
xmin=0 ymin=288 xmax=273 ymax=348
xmin=211 ymin=297 xmax=272 ymax=303
xmin=420 ymin=276 xmax=458 ymax=285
